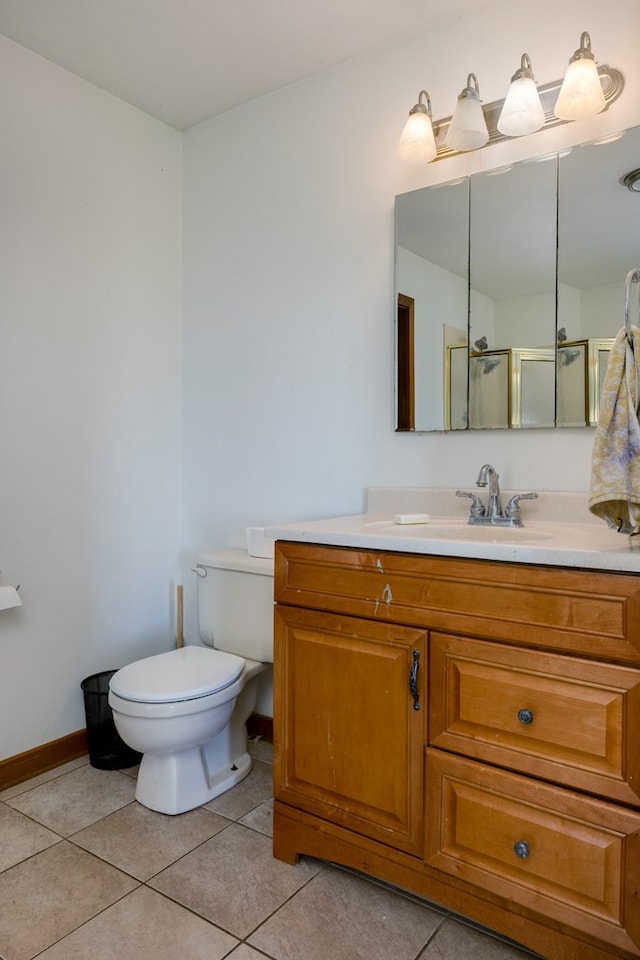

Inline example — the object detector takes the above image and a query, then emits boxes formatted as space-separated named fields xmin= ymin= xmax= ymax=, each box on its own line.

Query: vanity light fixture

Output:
xmin=445 ymin=74 xmax=489 ymax=152
xmin=397 ymin=90 xmax=437 ymax=163
xmin=554 ymin=32 xmax=606 ymax=121
xmin=497 ymin=54 xmax=545 ymax=137
xmin=398 ymin=30 xmax=624 ymax=163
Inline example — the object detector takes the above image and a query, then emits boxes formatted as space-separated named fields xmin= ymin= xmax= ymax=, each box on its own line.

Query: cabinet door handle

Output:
xmin=514 ymin=841 xmax=530 ymax=859
xmin=409 ymin=650 xmax=420 ymax=711
xmin=518 ymin=708 xmax=534 ymax=725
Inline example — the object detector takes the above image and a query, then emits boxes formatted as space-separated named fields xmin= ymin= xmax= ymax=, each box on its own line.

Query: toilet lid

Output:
xmin=109 ymin=646 xmax=245 ymax=703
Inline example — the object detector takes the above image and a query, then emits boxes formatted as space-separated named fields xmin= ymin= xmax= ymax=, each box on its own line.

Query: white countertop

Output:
xmin=266 ymin=512 xmax=640 ymax=574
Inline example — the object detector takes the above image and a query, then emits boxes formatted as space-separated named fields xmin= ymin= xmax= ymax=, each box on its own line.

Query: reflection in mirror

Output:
xmin=557 ymin=126 xmax=640 ymax=426
xmin=445 ymin=344 xmax=468 ymax=429
xmin=557 ymin=338 xmax=614 ymax=426
xmin=395 ymin=178 xmax=469 ymax=431
xmin=469 ymin=158 xmax=557 ymax=429
xmin=469 ymin=348 xmax=555 ymax=429
xmin=395 ymin=124 xmax=640 ymax=432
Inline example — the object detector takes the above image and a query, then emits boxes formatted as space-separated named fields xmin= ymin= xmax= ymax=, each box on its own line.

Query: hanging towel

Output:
xmin=589 ymin=325 xmax=640 ymax=534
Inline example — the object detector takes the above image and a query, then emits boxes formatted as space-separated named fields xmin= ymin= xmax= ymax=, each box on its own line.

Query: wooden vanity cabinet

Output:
xmin=273 ymin=541 xmax=640 ymax=960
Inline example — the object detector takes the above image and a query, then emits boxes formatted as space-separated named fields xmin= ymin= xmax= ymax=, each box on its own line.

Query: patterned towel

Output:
xmin=589 ymin=325 xmax=640 ymax=534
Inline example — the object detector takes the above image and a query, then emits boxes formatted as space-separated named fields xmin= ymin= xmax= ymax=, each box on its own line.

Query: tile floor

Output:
xmin=0 ymin=740 xmax=538 ymax=960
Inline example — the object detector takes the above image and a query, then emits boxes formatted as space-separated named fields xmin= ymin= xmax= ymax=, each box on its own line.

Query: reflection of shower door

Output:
xmin=468 ymin=348 xmax=555 ymax=429
xmin=469 ymin=352 xmax=509 ymax=429
xmin=445 ymin=345 xmax=468 ymax=430
xmin=556 ymin=339 xmax=614 ymax=427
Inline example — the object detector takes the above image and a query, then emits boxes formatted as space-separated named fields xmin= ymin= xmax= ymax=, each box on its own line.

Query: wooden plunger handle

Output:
xmin=176 ymin=584 xmax=184 ymax=648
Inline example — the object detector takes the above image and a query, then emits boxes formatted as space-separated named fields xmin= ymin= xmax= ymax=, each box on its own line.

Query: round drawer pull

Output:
xmin=518 ymin=708 xmax=534 ymax=725
xmin=514 ymin=841 xmax=530 ymax=859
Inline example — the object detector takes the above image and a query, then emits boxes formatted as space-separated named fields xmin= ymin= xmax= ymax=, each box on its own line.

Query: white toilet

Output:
xmin=108 ymin=549 xmax=274 ymax=815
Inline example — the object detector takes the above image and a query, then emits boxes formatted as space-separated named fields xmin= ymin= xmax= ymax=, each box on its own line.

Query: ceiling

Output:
xmin=0 ymin=0 xmax=490 ymax=130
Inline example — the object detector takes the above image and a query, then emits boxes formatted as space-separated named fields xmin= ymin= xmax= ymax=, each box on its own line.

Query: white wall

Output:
xmin=0 ymin=36 xmax=182 ymax=760
xmin=3 ymin=0 xmax=639 ymax=757
xmin=181 ymin=0 xmax=640 ymax=622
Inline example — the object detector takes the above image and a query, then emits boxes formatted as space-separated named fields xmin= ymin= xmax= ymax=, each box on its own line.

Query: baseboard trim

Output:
xmin=0 ymin=729 xmax=88 ymax=791
xmin=1 ymin=714 xmax=272 ymax=792
xmin=247 ymin=713 xmax=273 ymax=743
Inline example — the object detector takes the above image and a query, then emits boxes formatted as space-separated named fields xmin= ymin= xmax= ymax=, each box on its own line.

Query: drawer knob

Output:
xmin=517 ymin=708 xmax=534 ymax=725
xmin=514 ymin=841 xmax=530 ymax=859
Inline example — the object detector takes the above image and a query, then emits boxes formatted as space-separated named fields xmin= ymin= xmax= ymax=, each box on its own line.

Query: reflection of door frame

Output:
xmin=397 ymin=293 xmax=415 ymax=431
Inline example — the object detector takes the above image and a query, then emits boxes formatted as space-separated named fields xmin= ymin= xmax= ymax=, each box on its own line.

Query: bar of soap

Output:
xmin=393 ymin=513 xmax=430 ymax=525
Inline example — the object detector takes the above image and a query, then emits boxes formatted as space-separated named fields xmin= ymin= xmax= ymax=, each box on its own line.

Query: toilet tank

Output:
xmin=195 ymin=548 xmax=274 ymax=662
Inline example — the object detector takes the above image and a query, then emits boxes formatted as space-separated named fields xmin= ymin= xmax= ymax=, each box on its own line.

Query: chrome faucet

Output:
xmin=476 ymin=463 xmax=502 ymax=519
xmin=456 ymin=464 xmax=538 ymax=527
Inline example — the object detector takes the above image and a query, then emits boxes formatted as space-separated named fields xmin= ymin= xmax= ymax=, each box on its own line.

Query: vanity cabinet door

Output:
xmin=425 ymin=750 xmax=640 ymax=959
xmin=273 ymin=605 xmax=426 ymax=857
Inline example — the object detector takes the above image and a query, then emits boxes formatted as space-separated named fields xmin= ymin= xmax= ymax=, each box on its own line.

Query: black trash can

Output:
xmin=81 ymin=670 xmax=142 ymax=770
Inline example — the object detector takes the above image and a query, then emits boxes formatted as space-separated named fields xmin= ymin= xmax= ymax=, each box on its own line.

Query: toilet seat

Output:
xmin=109 ymin=646 xmax=245 ymax=703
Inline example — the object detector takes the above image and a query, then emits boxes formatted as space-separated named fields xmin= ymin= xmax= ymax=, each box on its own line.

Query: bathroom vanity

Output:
xmin=269 ymin=501 xmax=640 ymax=960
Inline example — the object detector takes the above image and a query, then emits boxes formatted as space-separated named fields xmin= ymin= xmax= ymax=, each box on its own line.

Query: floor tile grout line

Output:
xmin=2 ymin=796 xmax=140 ymax=845
xmin=19 ymin=858 xmax=273 ymax=960
xmin=142 ymin=849 xmax=328 ymax=947
xmin=221 ymin=940 xmax=278 ymax=960
xmin=26 ymin=880 xmax=146 ymax=960
xmin=0 ymin=757 xmax=91 ymax=802
xmin=238 ymin=856 xmax=332 ymax=946
xmin=138 ymin=816 xmax=274 ymax=884
xmin=0 ymin=835 xmax=67 ymax=878
xmin=67 ymin=814 xmax=237 ymax=884
xmin=138 ymin=874 xmax=246 ymax=943
xmin=414 ymin=913 xmax=449 ymax=959
xmin=0 ymin=796 xmax=69 ymax=835
xmin=22 ymin=814 xmax=289 ymax=943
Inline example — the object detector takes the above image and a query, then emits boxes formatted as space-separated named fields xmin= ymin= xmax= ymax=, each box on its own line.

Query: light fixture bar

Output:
xmin=430 ymin=65 xmax=624 ymax=161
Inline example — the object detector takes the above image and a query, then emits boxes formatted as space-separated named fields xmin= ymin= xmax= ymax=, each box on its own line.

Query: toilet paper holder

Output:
xmin=0 ymin=571 xmax=22 ymax=611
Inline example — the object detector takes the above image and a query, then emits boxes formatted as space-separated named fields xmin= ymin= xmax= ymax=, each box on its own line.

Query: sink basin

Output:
xmin=416 ymin=523 xmax=552 ymax=543
xmin=365 ymin=518 xmax=553 ymax=543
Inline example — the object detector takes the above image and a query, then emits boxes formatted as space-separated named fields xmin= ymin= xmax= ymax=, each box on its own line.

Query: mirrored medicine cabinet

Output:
xmin=395 ymin=123 xmax=640 ymax=432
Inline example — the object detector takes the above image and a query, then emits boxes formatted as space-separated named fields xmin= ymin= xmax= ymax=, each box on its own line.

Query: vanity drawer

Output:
xmin=425 ymin=750 xmax=640 ymax=958
xmin=274 ymin=541 xmax=640 ymax=662
xmin=429 ymin=633 xmax=640 ymax=805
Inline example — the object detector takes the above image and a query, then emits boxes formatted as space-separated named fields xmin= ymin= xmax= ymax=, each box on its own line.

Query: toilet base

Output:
xmin=112 ymin=660 xmax=266 ymax=816
xmin=135 ymin=746 xmax=253 ymax=815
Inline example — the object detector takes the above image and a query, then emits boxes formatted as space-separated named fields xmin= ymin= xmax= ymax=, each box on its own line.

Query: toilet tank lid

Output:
xmin=195 ymin=548 xmax=274 ymax=576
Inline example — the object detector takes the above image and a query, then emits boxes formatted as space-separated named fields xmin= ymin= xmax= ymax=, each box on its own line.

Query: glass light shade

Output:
xmin=445 ymin=82 xmax=489 ymax=152
xmin=555 ymin=33 xmax=606 ymax=121
xmin=397 ymin=110 xmax=437 ymax=163
xmin=498 ymin=76 xmax=545 ymax=137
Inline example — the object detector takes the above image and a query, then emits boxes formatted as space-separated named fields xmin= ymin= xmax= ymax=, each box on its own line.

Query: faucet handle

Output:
xmin=456 ymin=489 xmax=486 ymax=517
xmin=504 ymin=492 xmax=538 ymax=519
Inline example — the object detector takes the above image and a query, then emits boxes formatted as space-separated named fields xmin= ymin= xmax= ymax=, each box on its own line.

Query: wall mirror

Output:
xmin=395 ymin=123 xmax=640 ymax=432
